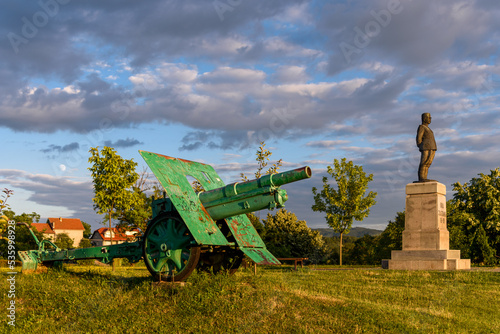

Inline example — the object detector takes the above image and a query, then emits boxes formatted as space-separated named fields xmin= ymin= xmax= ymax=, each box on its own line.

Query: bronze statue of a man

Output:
xmin=416 ymin=112 xmax=437 ymax=182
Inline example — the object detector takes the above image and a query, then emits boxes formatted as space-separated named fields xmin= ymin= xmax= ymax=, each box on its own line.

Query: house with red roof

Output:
xmin=89 ymin=227 xmax=139 ymax=246
xmin=31 ymin=217 xmax=85 ymax=247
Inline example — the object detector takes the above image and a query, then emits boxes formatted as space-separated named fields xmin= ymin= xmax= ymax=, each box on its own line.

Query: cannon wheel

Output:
xmin=143 ymin=214 xmax=200 ymax=282
xmin=197 ymin=219 xmax=243 ymax=274
xmin=198 ymin=249 xmax=244 ymax=275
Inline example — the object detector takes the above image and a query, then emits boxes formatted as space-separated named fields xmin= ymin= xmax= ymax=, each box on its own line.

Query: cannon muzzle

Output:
xmin=199 ymin=166 xmax=311 ymax=220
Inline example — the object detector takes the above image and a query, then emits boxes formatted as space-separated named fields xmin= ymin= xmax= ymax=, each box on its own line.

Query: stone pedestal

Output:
xmin=387 ymin=182 xmax=470 ymax=270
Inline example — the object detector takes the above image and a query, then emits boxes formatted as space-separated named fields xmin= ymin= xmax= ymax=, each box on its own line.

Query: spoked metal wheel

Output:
xmin=143 ymin=214 xmax=200 ymax=281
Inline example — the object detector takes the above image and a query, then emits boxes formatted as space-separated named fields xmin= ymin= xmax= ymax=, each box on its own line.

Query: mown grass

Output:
xmin=1 ymin=264 xmax=499 ymax=333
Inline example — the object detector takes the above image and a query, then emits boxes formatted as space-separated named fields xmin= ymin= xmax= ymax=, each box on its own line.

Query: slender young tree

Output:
xmin=312 ymin=158 xmax=377 ymax=265
xmin=240 ymin=141 xmax=283 ymax=181
xmin=0 ymin=189 xmax=14 ymax=242
xmin=88 ymin=147 xmax=138 ymax=250
xmin=240 ymin=141 xmax=283 ymax=229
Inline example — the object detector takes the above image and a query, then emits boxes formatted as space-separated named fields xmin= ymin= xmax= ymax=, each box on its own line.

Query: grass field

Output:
xmin=1 ymin=264 xmax=499 ymax=333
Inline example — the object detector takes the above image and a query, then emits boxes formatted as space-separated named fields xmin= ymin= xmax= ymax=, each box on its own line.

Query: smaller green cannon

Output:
xmin=18 ymin=151 xmax=311 ymax=281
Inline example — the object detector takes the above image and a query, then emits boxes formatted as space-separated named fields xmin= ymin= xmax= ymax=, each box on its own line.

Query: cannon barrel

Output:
xmin=199 ymin=166 xmax=311 ymax=220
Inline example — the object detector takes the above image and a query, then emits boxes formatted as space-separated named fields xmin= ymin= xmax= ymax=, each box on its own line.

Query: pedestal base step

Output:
xmin=387 ymin=258 xmax=470 ymax=270
xmin=392 ymin=249 xmax=461 ymax=260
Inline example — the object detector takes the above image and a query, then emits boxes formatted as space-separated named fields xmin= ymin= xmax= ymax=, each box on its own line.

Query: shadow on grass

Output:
xmin=58 ymin=264 xmax=244 ymax=291
xmin=257 ymin=265 xmax=312 ymax=272
xmin=59 ymin=265 xmax=155 ymax=289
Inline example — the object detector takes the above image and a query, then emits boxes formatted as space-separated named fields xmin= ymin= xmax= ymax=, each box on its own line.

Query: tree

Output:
xmin=240 ymin=141 xmax=283 ymax=232
xmin=0 ymin=189 xmax=14 ymax=241
xmin=262 ymin=209 xmax=326 ymax=263
xmin=448 ymin=168 xmax=500 ymax=265
xmin=115 ymin=186 xmax=152 ymax=233
xmin=13 ymin=211 xmax=40 ymax=224
xmin=55 ymin=233 xmax=74 ymax=249
xmin=79 ymin=221 xmax=93 ymax=248
xmin=0 ymin=209 xmax=45 ymax=257
xmin=240 ymin=141 xmax=282 ymax=181
xmin=375 ymin=211 xmax=405 ymax=260
xmin=88 ymin=146 xmax=139 ymax=246
xmin=312 ymin=158 xmax=377 ymax=265
xmin=79 ymin=238 xmax=92 ymax=248
xmin=447 ymin=200 xmax=472 ymax=259
xmin=0 ymin=188 xmax=13 ymax=213
xmin=115 ymin=168 xmax=163 ymax=233
xmin=82 ymin=221 xmax=92 ymax=239
xmin=347 ymin=234 xmax=378 ymax=265
xmin=469 ymin=225 xmax=496 ymax=265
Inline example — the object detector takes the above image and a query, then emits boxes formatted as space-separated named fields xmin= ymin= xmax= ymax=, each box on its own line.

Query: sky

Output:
xmin=1 ymin=0 xmax=499 ymax=232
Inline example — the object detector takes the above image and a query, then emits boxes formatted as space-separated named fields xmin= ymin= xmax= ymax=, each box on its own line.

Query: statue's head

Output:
xmin=421 ymin=113 xmax=431 ymax=124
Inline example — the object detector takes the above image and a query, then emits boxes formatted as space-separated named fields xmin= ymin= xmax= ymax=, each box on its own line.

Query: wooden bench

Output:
xmin=242 ymin=257 xmax=309 ymax=274
xmin=277 ymin=258 xmax=308 ymax=271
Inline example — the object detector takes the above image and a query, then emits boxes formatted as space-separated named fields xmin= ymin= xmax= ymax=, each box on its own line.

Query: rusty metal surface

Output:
xmin=242 ymin=247 xmax=281 ymax=265
xmin=139 ymin=151 xmax=280 ymax=264
xmin=140 ymin=150 xmax=231 ymax=246
xmin=224 ymin=214 xmax=266 ymax=248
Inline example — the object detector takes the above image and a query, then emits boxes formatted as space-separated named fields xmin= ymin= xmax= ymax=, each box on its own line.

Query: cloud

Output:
xmin=322 ymin=0 xmax=500 ymax=73
xmin=1 ymin=0 xmax=499 ymax=154
xmin=41 ymin=142 xmax=80 ymax=154
xmin=103 ymin=137 xmax=143 ymax=148
xmin=0 ymin=169 xmax=97 ymax=223
xmin=306 ymin=140 xmax=350 ymax=149
xmin=270 ymin=65 xmax=310 ymax=84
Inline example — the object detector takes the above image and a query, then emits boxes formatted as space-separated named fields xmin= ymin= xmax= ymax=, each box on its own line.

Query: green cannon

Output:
xmin=17 ymin=151 xmax=312 ymax=281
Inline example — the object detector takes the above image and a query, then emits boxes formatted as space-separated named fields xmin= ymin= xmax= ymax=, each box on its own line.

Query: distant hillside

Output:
xmin=313 ymin=227 xmax=383 ymax=238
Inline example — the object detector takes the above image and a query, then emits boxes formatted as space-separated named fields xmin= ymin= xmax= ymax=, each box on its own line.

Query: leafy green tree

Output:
xmin=82 ymin=221 xmax=92 ymax=239
xmin=449 ymin=168 xmax=500 ymax=265
xmin=322 ymin=236 xmax=340 ymax=264
xmin=347 ymin=234 xmax=378 ymax=265
xmin=13 ymin=211 xmax=40 ymax=224
xmin=263 ymin=209 xmax=326 ymax=263
xmin=375 ymin=211 xmax=405 ymax=260
xmin=55 ymin=233 xmax=74 ymax=249
xmin=88 ymin=146 xmax=139 ymax=245
xmin=312 ymin=158 xmax=377 ymax=266
xmin=0 ymin=209 xmax=45 ymax=257
xmin=469 ymin=225 xmax=496 ymax=265
xmin=115 ymin=168 xmax=162 ymax=233
xmin=115 ymin=187 xmax=152 ymax=233
xmin=78 ymin=238 xmax=92 ymax=248
xmin=322 ymin=235 xmax=357 ymax=265
xmin=447 ymin=200 xmax=472 ymax=259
